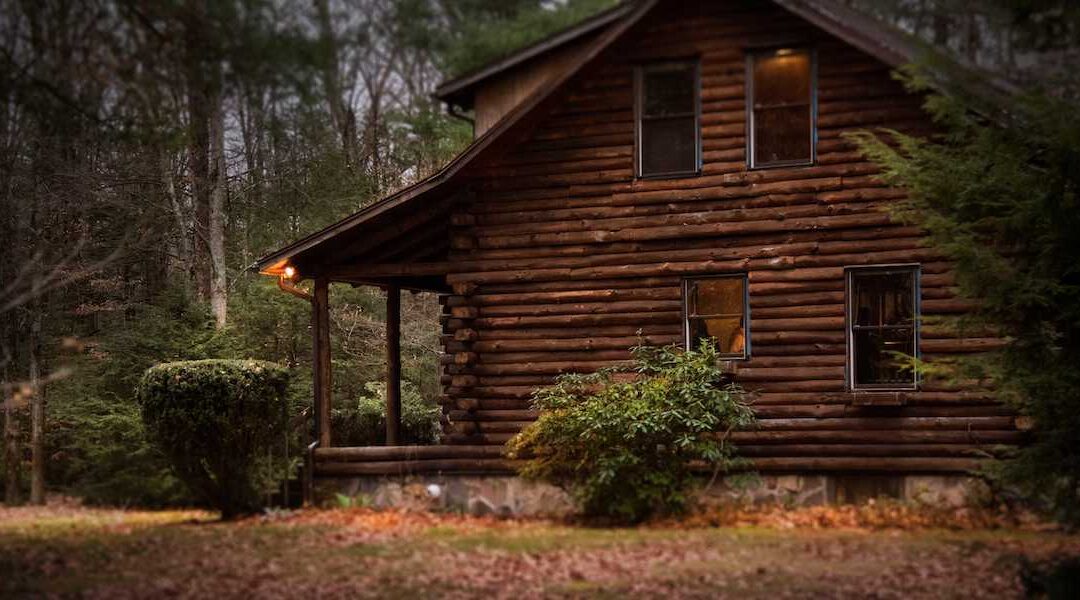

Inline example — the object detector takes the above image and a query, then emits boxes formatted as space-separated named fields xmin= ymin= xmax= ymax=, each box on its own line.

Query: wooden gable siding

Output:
xmin=436 ymin=1 xmax=1020 ymax=472
xmin=473 ymin=36 xmax=596 ymax=137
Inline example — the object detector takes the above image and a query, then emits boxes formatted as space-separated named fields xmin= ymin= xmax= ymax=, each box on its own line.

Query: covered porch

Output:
xmin=255 ymin=182 xmax=520 ymax=499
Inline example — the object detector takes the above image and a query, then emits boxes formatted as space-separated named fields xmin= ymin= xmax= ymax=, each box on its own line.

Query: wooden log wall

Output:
xmin=435 ymin=1 xmax=1021 ymax=473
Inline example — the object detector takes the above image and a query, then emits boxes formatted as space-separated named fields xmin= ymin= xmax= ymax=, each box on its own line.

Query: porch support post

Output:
xmin=313 ymin=277 xmax=331 ymax=447
xmin=385 ymin=285 xmax=402 ymax=445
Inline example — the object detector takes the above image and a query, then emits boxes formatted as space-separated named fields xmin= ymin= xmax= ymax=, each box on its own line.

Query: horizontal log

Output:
xmin=472 ymin=287 xmax=679 ymax=306
xmin=472 ymin=335 xmax=678 ymax=353
xmin=480 ymin=276 xmax=682 ymax=294
xmin=478 ymin=299 xmax=682 ymax=318
xmin=315 ymin=458 xmax=519 ymax=476
xmin=751 ymin=343 xmax=847 ymax=356
xmin=464 ymin=421 xmax=534 ymax=434
xmin=744 ymin=355 xmax=845 ymax=368
xmin=738 ymin=444 xmax=1009 ymax=458
xmin=750 ymin=391 xmax=997 ymax=405
xmin=921 ymin=338 xmax=1006 ymax=353
xmin=752 ymin=404 xmax=1013 ymax=419
xmin=752 ymin=331 xmax=846 ymax=345
xmin=475 ymin=324 xmax=682 ymax=340
xmin=745 ymin=380 xmax=847 ymax=393
xmin=448 ymin=410 xmax=540 ymax=422
xmin=473 ymin=311 xmax=680 ymax=329
xmin=479 ymin=349 xmax=632 ymax=364
xmin=450 ymin=306 xmax=479 ymax=319
xmin=728 ymin=430 xmax=1023 ymax=445
xmin=735 ymin=366 xmax=844 ymax=381
xmin=443 ymin=433 xmax=516 ymax=445
xmin=471 ymin=360 xmax=632 ymax=376
xmin=754 ymin=416 xmax=1015 ymax=431
xmin=748 ymin=457 xmax=980 ymax=473
xmin=315 ymin=445 xmax=505 ymax=461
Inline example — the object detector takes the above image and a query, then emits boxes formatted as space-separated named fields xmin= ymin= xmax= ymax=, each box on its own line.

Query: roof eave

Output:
xmin=432 ymin=1 xmax=636 ymax=106
xmin=254 ymin=0 xmax=661 ymax=277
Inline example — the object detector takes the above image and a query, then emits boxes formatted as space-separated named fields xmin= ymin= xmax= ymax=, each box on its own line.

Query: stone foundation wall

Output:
xmin=319 ymin=474 xmax=572 ymax=517
xmin=317 ymin=474 xmax=988 ymax=517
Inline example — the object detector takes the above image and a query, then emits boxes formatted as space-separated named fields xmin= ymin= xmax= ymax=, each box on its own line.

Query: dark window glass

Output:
xmin=637 ymin=62 xmax=699 ymax=177
xmin=749 ymin=49 xmax=814 ymax=167
xmin=641 ymin=117 xmax=696 ymax=175
xmin=848 ymin=267 xmax=919 ymax=389
xmin=685 ymin=275 xmax=748 ymax=358
xmin=644 ymin=68 xmax=695 ymax=115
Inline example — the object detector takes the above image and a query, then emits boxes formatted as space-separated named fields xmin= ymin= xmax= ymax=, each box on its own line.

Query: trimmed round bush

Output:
xmin=138 ymin=359 xmax=288 ymax=518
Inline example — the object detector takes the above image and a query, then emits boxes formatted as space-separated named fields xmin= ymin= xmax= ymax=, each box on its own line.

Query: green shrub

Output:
xmin=47 ymin=393 xmax=193 ymax=507
xmin=137 ymin=359 xmax=289 ymax=518
xmin=507 ymin=342 xmax=755 ymax=523
xmin=332 ymin=381 xmax=441 ymax=446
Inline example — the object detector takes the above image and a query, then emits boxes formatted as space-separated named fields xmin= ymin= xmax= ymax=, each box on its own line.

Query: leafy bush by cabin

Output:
xmin=138 ymin=359 xmax=289 ymax=518
xmin=332 ymin=381 xmax=441 ymax=446
xmin=508 ymin=342 xmax=755 ymax=523
xmin=849 ymin=69 xmax=1080 ymax=523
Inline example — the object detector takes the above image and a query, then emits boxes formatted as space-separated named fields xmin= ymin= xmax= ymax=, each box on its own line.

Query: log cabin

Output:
xmin=257 ymin=0 xmax=1022 ymax=507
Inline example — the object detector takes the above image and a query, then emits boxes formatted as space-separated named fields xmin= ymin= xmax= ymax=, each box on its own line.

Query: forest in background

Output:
xmin=1 ymin=0 xmax=1076 ymax=508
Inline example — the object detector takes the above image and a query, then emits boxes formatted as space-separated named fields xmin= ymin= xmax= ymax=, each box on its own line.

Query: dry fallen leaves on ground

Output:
xmin=1 ymin=500 xmax=1078 ymax=599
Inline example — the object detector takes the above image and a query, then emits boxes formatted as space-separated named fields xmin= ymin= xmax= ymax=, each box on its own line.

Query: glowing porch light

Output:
xmin=283 ymin=265 xmax=297 ymax=280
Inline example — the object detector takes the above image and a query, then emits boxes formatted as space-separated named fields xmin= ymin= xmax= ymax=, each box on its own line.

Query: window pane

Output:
xmin=689 ymin=316 xmax=746 ymax=355
xmin=853 ymin=327 xmax=915 ymax=386
xmin=753 ymin=105 xmax=811 ymax=165
xmin=644 ymin=66 xmax=695 ymax=116
xmin=753 ymin=51 xmax=812 ymax=108
xmin=691 ymin=277 xmax=745 ymax=316
xmin=750 ymin=49 xmax=813 ymax=166
xmin=852 ymin=271 xmax=915 ymax=327
xmin=641 ymin=117 xmax=696 ymax=174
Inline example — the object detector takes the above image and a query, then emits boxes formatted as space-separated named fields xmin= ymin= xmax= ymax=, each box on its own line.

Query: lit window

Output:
xmin=683 ymin=275 xmax=748 ymax=359
xmin=747 ymin=48 xmax=815 ymax=168
xmin=636 ymin=61 xmax=700 ymax=177
xmin=847 ymin=266 xmax=920 ymax=390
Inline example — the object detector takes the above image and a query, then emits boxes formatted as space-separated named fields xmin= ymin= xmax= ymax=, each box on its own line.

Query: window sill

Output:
xmin=847 ymin=390 xmax=916 ymax=406
xmin=636 ymin=169 xmax=702 ymax=181
xmin=747 ymin=159 xmax=815 ymax=171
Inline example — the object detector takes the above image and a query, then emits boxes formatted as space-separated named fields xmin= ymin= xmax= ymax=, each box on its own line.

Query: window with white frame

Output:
xmin=846 ymin=265 xmax=920 ymax=390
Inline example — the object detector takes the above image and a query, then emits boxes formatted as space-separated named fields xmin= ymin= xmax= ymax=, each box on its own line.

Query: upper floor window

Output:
xmin=847 ymin=265 xmax=920 ymax=390
xmin=683 ymin=274 xmax=748 ymax=359
xmin=747 ymin=48 xmax=816 ymax=168
xmin=635 ymin=61 xmax=700 ymax=178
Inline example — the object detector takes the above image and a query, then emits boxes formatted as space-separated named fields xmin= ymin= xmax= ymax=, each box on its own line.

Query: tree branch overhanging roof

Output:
xmin=433 ymin=1 xmax=637 ymax=110
xmin=254 ymin=0 xmax=1017 ymax=279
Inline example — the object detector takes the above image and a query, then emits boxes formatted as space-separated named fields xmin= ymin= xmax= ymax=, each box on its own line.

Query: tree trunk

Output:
xmin=3 ymin=372 xmax=19 ymax=505
xmin=186 ymin=0 xmax=213 ymax=303
xmin=28 ymin=301 xmax=44 ymax=505
xmin=209 ymin=91 xmax=228 ymax=328
xmin=314 ymin=0 xmax=356 ymax=168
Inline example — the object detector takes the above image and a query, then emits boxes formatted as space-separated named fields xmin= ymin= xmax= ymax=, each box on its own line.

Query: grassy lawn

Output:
xmin=2 ymin=503 xmax=1078 ymax=599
